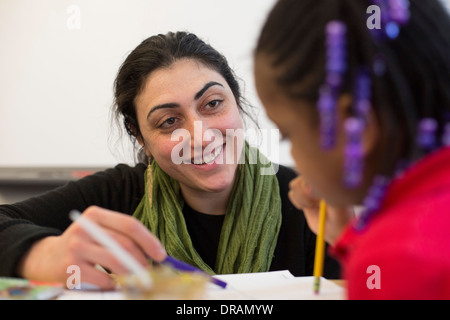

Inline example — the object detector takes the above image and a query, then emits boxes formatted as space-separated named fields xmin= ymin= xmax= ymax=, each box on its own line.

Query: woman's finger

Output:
xmin=74 ymin=228 xmax=152 ymax=275
xmin=82 ymin=206 xmax=167 ymax=262
xmin=66 ymin=262 xmax=116 ymax=290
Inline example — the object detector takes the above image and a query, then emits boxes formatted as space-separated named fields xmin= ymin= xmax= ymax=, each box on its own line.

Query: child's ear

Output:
xmin=361 ymin=107 xmax=379 ymax=157
xmin=338 ymin=94 xmax=379 ymax=157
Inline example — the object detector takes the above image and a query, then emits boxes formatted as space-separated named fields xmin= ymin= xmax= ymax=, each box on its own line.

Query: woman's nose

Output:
xmin=187 ymin=119 xmax=219 ymax=147
xmin=186 ymin=119 xmax=222 ymax=161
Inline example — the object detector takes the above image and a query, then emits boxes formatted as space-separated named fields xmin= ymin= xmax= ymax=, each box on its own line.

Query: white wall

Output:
xmin=0 ymin=0 xmax=294 ymax=168
xmin=3 ymin=0 xmax=448 ymax=169
xmin=442 ymin=0 xmax=450 ymax=12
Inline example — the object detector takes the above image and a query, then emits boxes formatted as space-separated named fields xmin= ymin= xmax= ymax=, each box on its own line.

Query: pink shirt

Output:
xmin=333 ymin=147 xmax=450 ymax=299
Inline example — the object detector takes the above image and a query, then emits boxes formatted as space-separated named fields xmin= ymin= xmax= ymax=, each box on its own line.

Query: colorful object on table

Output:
xmin=0 ymin=278 xmax=63 ymax=300
xmin=313 ymin=199 xmax=327 ymax=294
xmin=115 ymin=264 xmax=209 ymax=300
xmin=161 ymin=256 xmax=227 ymax=289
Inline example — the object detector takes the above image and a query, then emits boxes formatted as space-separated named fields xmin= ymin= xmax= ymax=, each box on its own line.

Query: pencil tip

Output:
xmin=314 ymin=277 xmax=320 ymax=295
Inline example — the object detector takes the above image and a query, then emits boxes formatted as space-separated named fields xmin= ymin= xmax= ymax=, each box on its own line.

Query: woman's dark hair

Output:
xmin=255 ymin=0 xmax=450 ymax=175
xmin=113 ymin=31 xmax=255 ymax=162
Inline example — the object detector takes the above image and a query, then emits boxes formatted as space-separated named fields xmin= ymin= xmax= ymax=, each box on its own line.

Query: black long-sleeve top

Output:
xmin=0 ymin=163 xmax=340 ymax=278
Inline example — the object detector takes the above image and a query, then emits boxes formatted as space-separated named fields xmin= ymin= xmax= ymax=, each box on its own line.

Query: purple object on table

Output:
xmin=162 ymin=255 xmax=227 ymax=289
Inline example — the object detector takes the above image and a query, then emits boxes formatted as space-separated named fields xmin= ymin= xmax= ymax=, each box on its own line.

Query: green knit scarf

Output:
xmin=133 ymin=142 xmax=282 ymax=275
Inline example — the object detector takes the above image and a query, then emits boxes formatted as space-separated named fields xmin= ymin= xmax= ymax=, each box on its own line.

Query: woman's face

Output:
xmin=135 ymin=58 xmax=244 ymax=196
xmin=254 ymin=54 xmax=370 ymax=206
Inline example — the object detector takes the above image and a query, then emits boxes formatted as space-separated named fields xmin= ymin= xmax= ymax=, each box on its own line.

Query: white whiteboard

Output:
xmin=0 ymin=0 xmax=294 ymax=168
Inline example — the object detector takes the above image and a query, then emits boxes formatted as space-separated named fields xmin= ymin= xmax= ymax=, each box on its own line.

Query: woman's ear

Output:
xmin=136 ymin=134 xmax=144 ymax=148
xmin=132 ymin=128 xmax=152 ymax=159
xmin=137 ymin=136 xmax=153 ymax=159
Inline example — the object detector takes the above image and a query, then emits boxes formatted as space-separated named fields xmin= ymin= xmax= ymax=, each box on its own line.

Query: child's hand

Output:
xmin=288 ymin=176 xmax=354 ymax=245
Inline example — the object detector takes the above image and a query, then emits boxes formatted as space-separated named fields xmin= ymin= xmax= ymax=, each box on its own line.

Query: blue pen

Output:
xmin=162 ymin=256 xmax=227 ymax=289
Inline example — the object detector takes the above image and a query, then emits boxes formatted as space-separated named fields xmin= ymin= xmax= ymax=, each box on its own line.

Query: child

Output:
xmin=254 ymin=0 xmax=450 ymax=299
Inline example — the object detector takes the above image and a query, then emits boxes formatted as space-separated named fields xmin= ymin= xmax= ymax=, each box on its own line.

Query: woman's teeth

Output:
xmin=192 ymin=144 xmax=223 ymax=164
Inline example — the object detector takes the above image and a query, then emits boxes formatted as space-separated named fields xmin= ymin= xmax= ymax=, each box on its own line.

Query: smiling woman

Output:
xmin=134 ymin=58 xmax=244 ymax=214
xmin=0 ymin=31 xmax=340 ymax=288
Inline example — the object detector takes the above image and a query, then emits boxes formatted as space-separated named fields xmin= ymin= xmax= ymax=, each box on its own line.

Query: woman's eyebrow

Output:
xmin=147 ymin=102 xmax=179 ymax=119
xmin=146 ymin=81 xmax=224 ymax=119
xmin=194 ymin=81 xmax=224 ymax=100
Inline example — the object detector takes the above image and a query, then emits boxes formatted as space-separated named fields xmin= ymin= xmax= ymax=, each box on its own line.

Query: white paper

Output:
xmin=206 ymin=271 xmax=345 ymax=300
xmin=57 ymin=271 xmax=345 ymax=300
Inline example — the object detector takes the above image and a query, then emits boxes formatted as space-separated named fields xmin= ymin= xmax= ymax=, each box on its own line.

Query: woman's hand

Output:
xmin=288 ymin=176 xmax=354 ymax=245
xmin=17 ymin=206 xmax=166 ymax=289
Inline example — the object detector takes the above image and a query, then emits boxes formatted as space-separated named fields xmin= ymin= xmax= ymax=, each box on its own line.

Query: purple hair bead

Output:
xmin=389 ymin=0 xmax=410 ymax=25
xmin=369 ymin=0 xmax=411 ymax=40
xmin=343 ymin=118 xmax=365 ymax=188
xmin=318 ymin=20 xmax=347 ymax=150
xmin=326 ymin=21 xmax=347 ymax=76
xmin=373 ymin=53 xmax=387 ymax=76
xmin=442 ymin=123 xmax=450 ymax=146
xmin=354 ymin=175 xmax=390 ymax=230
xmin=342 ymin=67 xmax=373 ymax=188
xmin=318 ymin=86 xmax=337 ymax=149
xmin=354 ymin=68 xmax=372 ymax=123
xmin=417 ymin=118 xmax=438 ymax=150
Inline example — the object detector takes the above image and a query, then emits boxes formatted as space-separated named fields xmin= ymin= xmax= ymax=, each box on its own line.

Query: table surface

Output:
xmin=57 ymin=272 xmax=347 ymax=300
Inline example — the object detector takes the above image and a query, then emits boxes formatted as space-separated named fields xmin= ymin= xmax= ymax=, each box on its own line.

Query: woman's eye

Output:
xmin=206 ymin=99 xmax=223 ymax=109
xmin=159 ymin=117 xmax=177 ymax=129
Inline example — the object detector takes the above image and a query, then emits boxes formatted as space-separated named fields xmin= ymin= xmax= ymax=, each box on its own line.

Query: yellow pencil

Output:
xmin=313 ymin=199 xmax=327 ymax=294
